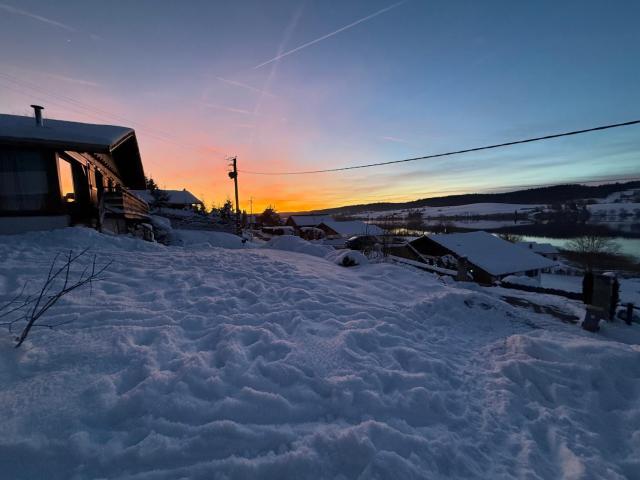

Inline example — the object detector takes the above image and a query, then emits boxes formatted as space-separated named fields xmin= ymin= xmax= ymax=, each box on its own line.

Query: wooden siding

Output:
xmin=103 ymin=189 xmax=150 ymax=221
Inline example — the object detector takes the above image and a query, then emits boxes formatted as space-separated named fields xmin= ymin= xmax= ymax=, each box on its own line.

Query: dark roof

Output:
xmin=0 ymin=114 xmax=146 ymax=189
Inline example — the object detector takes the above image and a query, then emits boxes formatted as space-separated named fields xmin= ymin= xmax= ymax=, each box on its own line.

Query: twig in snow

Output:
xmin=0 ymin=249 xmax=111 ymax=348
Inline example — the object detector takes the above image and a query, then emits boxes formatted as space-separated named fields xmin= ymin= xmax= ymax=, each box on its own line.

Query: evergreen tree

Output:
xmin=257 ymin=206 xmax=281 ymax=226
xmin=221 ymin=199 xmax=234 ymax=220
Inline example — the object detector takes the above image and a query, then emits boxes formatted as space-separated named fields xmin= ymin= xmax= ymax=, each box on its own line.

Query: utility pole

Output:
xmin=249 ymin=196 xmax=253 ymax=229
xmin=228 ymin=156 xmax=241 ymax=235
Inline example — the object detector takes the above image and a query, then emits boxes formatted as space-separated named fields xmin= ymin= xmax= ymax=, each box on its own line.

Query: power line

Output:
xmin=240 ymin=119 xmax=640 ymax=175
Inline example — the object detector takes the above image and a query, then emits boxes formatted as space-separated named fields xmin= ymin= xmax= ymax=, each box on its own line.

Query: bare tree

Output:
xmin=0 ymin=249 xmax=111 ymax=348
xmin=566 ymin=236 xmax=620 ymax=270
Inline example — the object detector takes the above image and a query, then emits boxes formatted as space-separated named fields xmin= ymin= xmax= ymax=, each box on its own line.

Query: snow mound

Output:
xmin=261 ymin=235 xmax=333 ymax=258
xmin=0 ymin=226 xmax=162 ymax=253
xmin=485 ymin=332 xmax=640 ymax=479
xmin=502 ymin=274 xmax=541 ymax=287
xmin=172 ymin=229 xmax=251 ymax=249
xmin=327 ymin=249 xmax=369 ymax=267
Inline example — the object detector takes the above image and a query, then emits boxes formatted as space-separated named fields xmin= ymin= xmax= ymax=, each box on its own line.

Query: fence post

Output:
xmin=592 ymin=274 xmax=615 ymax=321
xmin=626 ymin=303 xmax=634 ymax=326
xmin=456 ymin=256 xmax=469 ymax=281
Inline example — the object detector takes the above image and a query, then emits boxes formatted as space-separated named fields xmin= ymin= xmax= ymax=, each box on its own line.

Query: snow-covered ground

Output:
xmin=1 ymin=228 xmax=639 ymax=479
xmin=365 ymin=203 xmax=542 ymax=220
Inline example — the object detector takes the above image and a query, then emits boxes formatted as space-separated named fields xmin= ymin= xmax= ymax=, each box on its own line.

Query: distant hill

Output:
xmin=303 ymin=181 xmax=640 ymax=216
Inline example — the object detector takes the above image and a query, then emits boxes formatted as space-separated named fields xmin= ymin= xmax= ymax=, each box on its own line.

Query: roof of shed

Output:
xmin=319 ymin=220 xmax=384 ymax=236
xmin=131 ymin=189 xmax=203 ymax=205
xmin=415 ymin=231 xmax=555 ymax=276
xmin=287 ymin=215 xmax=330 ymax=227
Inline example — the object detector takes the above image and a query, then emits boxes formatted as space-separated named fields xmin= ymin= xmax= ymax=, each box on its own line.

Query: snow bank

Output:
xmin=485 ymin=331 xmax=640 ymax=479
xmin=327 ymin=249 xmax=369 ymax=267
xmin=261 ymin=235 xmax=333 ymax=258
xmin=502 ymin=274 xmax=541 ymax=287
xmin=172 ymin=229 xmax=251 ymax=249
xmin=0 ymin=228 xmax=639 ymax=479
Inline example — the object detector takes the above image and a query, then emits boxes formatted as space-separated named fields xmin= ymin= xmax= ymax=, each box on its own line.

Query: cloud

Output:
xmin=0 ymin=3 xmax=75 ymax=32
xmin=253 ymin=0 xmax=409 ymax=69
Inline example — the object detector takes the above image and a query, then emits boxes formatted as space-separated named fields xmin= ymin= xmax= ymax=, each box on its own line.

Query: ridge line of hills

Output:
xmin=295 ymin=181 xmax=640 ymax=216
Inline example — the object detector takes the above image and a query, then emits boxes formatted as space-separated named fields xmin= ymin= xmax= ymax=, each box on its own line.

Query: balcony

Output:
xmin=103 ymin=188 xmax=150 ymax=221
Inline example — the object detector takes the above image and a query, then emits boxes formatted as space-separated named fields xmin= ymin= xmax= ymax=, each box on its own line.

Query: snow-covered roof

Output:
xmin=287 ymin=215 xmax=330 ymax=227
xmin=0 ymin=113 xmax=135 ymax=152
xmin=420 ymin=231 xmax=555 ymax=276
xmin=130 ymin=189 xmax=203 ymax=206
xmin=0 ymin=112 xmax=146 ymax=188
xmin=517 ymin=241 xmax=559 ymax=255
xmin=319 ymin=220 xmax=384 ymax=236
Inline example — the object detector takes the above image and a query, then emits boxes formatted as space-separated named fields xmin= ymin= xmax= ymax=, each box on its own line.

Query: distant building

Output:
xmin=285 ymin=215 xmax=330 ymax=231
xmin=516 ymin=241 xmax=560 ymax=261
xmin=0 ymin=106 xmax=149 ymax=235
xmin=408 ymin=231 xmax=555 ymax=284
xmin=131 ymin=189 xmax=204 ymax=211
xmin=317 ymin=220 xmax=384 ymax=238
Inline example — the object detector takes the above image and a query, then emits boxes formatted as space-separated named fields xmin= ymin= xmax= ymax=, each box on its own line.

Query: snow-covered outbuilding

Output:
xmin=0 ymin=106 xmax=149 ymax=235
xmin=285 ymin=215 xmax=330 ymax=231
xmin=516 ymin=241 xmax=560 ymax=261
xmin=410 ymin=231 xmax=556 ymax=283
xmin=299 ymin=226 xmax=325 ymax=240
xmin=131 ymin=189 xmax=204 ymax=211
xmin=318 ymin=220 xmax=384 ymax=238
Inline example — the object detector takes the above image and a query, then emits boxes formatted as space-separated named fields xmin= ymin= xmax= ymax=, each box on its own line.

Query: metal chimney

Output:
xmin=30 ymin=104 xmax=44 ymax=126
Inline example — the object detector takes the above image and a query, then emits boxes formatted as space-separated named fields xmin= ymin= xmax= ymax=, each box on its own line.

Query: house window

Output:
xmin=58 ymin=158 xmax=75 ymax=203
xmin=0 ymin=149 xmax=51 ymax=212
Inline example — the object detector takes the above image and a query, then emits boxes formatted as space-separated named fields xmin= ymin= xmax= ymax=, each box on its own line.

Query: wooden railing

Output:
xmin=103 ymin=188 xmax=150 ymax=221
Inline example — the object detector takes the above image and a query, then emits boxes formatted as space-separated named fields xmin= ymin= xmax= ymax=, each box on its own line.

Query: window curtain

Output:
xmin=0 ymin=149 xmax=52 ymax=212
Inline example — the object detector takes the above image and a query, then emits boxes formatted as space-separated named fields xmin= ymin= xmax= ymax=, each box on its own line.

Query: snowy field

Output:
xmin=1 ymin=228 xmax=639 ymax=479
xmin=365 ymin=203 xmax=542 ymax=220
xmin=587 ymin=202 xmax=640 ymax=218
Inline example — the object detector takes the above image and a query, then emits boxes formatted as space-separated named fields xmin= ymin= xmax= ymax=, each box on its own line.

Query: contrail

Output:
xmin=0 ymin=3 xmax=76 ymax=32
xmin=253 ymin=0 xmax=408 ymax=69
xmin=216 ymin=76 xmax=276 ymax=98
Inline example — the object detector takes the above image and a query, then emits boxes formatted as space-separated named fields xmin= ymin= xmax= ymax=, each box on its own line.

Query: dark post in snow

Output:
xmin=228 ymin=156 xmax=241 ymax=235
xmin=582 ymin=273 xmax=616 ymax=332
xmin=625 ymin=303 xmax=634 ymax=326
xmin=456 ymin=256 xmax=469 ymax=281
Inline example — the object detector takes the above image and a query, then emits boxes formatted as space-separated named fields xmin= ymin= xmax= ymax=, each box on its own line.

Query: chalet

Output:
xmin=0 ymin=106 xmax=149 ymax=235
xmin=516 ymin=241 xmax=560 ymax=261
xmin=131 ymin=189 xmax=204 ymax=211
xmin=408 ymin=231 xmax=555 ymax=284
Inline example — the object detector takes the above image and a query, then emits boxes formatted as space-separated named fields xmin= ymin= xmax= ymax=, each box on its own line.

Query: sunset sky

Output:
xmin=1 ymin=0 xmax=639 ymax=212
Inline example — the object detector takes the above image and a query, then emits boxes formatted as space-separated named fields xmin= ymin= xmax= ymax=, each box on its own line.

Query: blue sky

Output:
xmin=1 ymin=0 xmax=638 ymax=210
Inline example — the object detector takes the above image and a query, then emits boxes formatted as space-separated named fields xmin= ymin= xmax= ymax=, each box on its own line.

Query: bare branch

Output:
xmin=2 ymin=249 xmax=111 ymax=348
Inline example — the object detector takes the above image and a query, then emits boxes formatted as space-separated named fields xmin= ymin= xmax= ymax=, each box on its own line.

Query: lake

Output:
xmin=375 ymin=219 xmax=640 ymax=261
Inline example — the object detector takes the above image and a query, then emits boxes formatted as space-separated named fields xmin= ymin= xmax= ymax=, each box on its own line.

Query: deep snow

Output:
xmin=0 ymin=228 xmax=639 ymax=479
